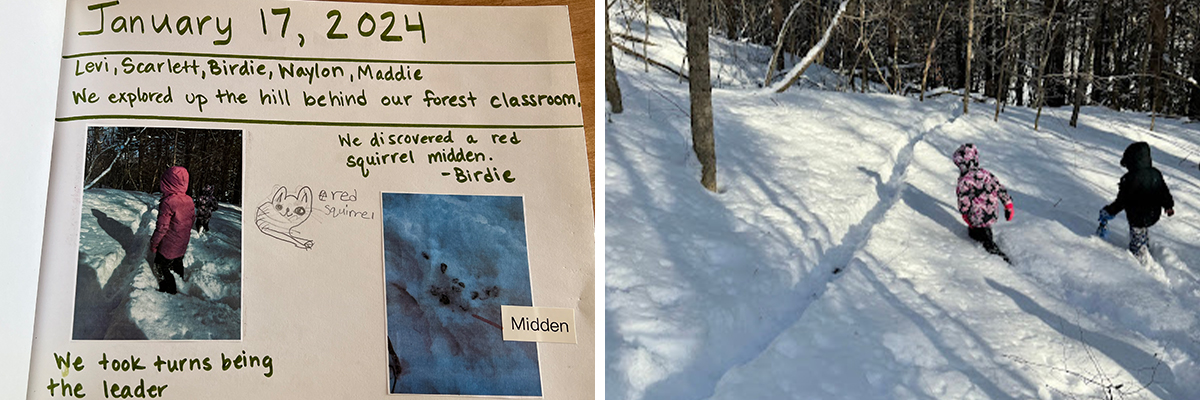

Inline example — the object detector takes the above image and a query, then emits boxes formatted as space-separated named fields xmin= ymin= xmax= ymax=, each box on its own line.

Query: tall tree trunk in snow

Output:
xmin=1014 ymin=0 xmax=1026 ymax=108
xmin=764 ymin=0 xmax=809 ymax=86
xmin=1191 ymin=10 xmax=1200 ymax=119
xmin=1070 ymin=2 xmax=1098 ymax=128
xmin=688 ymin=0 xmax=717 ymax=191
xmin=1147 ymin=0 xmax=1166 ymax=130
xmin=1090 ymin=1 xmax=1110 ymax=106
xmin=644 ymin=0 xmax=650 ymax=73
xmin=1110 ymin=5 xmax=1127 ymax=111
xmin=995 ymin=0 xmax=1011 ymax=121
xmin=980 ymin=0 xmax=994 ymax=99
xmin=963 ymin=0 xmax=974 ymax=113
xmin=771 ymin=0 xmax=784 ymax=60
xmin=605 ymin=4 xmax=623 ymax=114
xmin=919 ymin=2 xmax=949 ymax=101
xmin=1033 ymin=0 xmax=1060 ymax=130
xmin=1044 ymin=0 xmax=1067 ymax=108
xmin=888 ymin=1 xmax=903 ymax=94
xmin=859 ymin=0 xmax=867 ymax=92
xmin=719 ymin=0 xmax=737 ymax=40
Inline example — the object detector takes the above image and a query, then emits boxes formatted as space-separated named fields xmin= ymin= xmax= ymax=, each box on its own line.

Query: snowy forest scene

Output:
xmin=382 ymin=193 xmax=541 ymax=396
xmin=605 ymin=0 xmax=1200 ymax=399
xmin=73 ymin=126 xmax=242 ymax=340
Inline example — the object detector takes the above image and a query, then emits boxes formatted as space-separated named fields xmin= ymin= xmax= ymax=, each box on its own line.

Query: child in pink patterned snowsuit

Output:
xmin=148 ymin=166 xmax=195 ymax=294
xmin=953 ymin=144 xmax=1014 ymax=263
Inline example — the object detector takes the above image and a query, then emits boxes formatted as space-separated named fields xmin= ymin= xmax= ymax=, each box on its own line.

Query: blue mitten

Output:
xmin=1097 ymin=208 xmax=1113 ymax=238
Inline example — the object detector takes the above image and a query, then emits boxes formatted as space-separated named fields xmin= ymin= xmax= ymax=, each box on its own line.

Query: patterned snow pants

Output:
xmin=1129 ymin=226 xmax=1149 ymax=257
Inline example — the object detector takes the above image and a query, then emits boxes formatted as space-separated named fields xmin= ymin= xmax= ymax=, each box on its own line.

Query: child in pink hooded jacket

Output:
xmin=148 ymin=166 xmax=195 ymax=294
xmin=953 ymin=144 xmax=1014 ymax=263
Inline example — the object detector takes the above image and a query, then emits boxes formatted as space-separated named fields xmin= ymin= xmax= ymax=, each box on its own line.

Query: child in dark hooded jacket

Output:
xmin=148 ymin=166 xmax=195 ymax=294
xmin=193 ymin=184 xmax=219 ymax=234
xmin=1100 ymin=142 xmax=1174 ymax=262
xmin=953 ymin=144 xmax=1014 ymax=263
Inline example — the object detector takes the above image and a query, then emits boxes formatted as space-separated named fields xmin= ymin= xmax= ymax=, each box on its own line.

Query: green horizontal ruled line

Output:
xmin=63 ymin=50 xmax=576 ymax=66
xmin=55 ymin=115 xmax=584 ymax=129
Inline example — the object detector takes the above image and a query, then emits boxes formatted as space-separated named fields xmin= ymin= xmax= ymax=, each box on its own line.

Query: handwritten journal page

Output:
xmin=30 ymin=0 xmax=593 ymax=398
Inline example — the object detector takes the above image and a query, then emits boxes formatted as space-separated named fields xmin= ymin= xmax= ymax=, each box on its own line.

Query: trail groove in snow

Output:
xmin=74 ymin=189 xmax=242 ymax=340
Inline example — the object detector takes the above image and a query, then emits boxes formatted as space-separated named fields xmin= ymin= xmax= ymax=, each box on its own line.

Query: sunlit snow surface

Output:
xmin=382 ymin=193 xmax=540 ymax=396
xmin=607 ymin=7 xmax=1200 ymax=400
xmin=73 ymin=189 xmax=241 ymax=340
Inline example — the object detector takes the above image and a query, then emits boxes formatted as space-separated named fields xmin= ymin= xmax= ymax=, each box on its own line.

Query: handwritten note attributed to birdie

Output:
xmin=29 ymin=0 xmax=594 ymax=398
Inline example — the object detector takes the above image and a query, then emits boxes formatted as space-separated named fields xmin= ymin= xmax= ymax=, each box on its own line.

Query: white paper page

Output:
xmin=29 ymin=0 xmax=594 ymax=398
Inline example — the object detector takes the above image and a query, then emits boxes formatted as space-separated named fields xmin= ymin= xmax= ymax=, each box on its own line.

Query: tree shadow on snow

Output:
xmin=608 ymin=105 xmax=820 ymax=400
xmin=986 ymin=278 xmax=1179 ymax=399
xmin=72 ymin=208 xmax=149 ymax=340
xmin=857 ymin=255 xmax=1035 ymax=399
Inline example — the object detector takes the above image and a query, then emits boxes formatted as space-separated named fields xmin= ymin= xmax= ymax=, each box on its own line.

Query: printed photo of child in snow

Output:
xmin=72 ymin=126 xmax=243 ymax=340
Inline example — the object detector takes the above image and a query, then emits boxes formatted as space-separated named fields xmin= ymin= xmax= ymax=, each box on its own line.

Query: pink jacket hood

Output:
xmin=160 ymin=166 xmax=189 ymax=195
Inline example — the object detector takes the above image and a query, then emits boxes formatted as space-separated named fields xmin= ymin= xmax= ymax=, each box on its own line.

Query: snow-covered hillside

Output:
xmin=73 ymin=188 xmax=242 ymax=340
xmin=606 ymin=9 xmax=1200 ymax=400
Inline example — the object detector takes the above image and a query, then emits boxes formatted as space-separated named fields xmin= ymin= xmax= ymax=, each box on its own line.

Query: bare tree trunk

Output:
xmin=1148 ymin=0 xmax=1166 ymax=130
xmin=606 ymin=2 xmax=624 ymax=114
xmin=769 ymin=0 xmax=850 ymax=93
xmin=1090 ymin=1 xmax=1110 ymax=105
xmin=1014 ymin=0 xmax=1026 ymax=108
xmin=919 ymin=2 xmax=949 ymax=101
xmin=1069 ymin=2 xmax=1098 ymax=127
xmin=644 ymin=0 xmax=650 ymax=73
xmin=771 ymin=0 xmax=784 ymax=69
xmin=1044 ymin=0 xmax=1067 ymax=108
xmin=994 ymin=0 xmax=1010 ymax=121
xmin=84 ymin=137 xmax=132 ymax=190
xmin=963 ymin=0 xmax=975 ymax=113
xmin=688 ymin=0 xmax=717 ymax=191
xmin=889 ymin=1 xmax=903 ymax=95
xmin=1191 ymin=8 xmax=1200 ymax=119
xmin=719 ymin=0 xmax=736 ymax=39
xmin=764 ymin=0 xmax=810 ymax=85
xmin=859 ymin=0 xmax=866 ymax=92
xmin=1033 ymin=0 xmax=1061 ymax=130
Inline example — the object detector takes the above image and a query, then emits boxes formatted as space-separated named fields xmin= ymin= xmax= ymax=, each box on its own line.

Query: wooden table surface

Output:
xmin=343 ymin=0 xmax=595 ymax=205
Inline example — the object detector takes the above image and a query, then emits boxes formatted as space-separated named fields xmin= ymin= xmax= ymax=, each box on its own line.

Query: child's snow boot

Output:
xmin=1097 ymin=208 xmax=1114 ymax=238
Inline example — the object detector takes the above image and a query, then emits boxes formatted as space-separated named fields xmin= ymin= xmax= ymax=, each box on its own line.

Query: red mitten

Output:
xmin=1166 ymin=208 xmax=1175 ymax=217
xmin=1005 ymin=203 xmax=1014 ymax=221
xmin=962 ymin=214 xmax=971 ymax=226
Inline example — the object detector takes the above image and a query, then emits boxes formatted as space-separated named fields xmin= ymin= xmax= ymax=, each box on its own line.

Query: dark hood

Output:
xmin=1120 ymin=142 xmax=1152 ymax=171
xmin=160 ymin=166 xmax=189 ymax=195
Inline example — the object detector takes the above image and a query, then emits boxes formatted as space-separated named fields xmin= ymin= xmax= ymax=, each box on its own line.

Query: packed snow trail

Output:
xmin=607 ymin=8 xmax=1200 ymax=400
xmin=73 ymin=190 xmax=158 ymax=339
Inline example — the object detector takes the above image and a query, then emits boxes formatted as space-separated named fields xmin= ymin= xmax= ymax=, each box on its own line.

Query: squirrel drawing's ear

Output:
xmin=298 ymin=186 xmax=312 ymax=203
xmin=271 ymin=186 xmax=287 ymax=203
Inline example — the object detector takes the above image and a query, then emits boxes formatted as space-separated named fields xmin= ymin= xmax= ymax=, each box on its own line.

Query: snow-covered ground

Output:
xmin=382 ymin=193 xmax=540 ymax=396
xmin=606 ymin=8 xmax=1200 ymax=400
xmin=73 ymin=188 xmax=242 ymax=340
